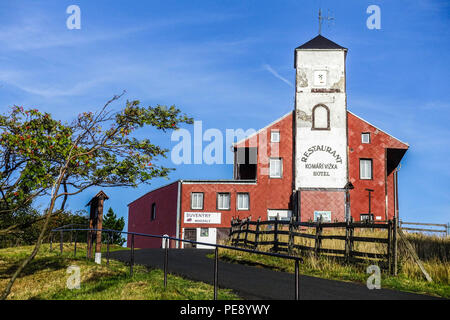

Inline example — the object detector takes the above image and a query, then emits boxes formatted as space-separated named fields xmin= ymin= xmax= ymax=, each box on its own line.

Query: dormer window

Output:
xmin=312 ymin=104 xmax=330 ymax=130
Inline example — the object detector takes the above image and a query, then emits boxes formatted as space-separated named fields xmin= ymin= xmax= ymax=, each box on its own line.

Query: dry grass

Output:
xmin=226 ymin=226 xmax=450 ymax=298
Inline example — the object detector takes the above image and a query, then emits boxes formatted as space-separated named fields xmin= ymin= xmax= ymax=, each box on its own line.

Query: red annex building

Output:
xmin=127 ymin=35 xmax=409 ymax=248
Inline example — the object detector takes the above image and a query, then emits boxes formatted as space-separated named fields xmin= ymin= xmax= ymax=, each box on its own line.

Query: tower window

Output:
xmin=361 ymin=133 xmax=371 ymax=144
xmin=312 ymin=104 xmax=330 ymax=130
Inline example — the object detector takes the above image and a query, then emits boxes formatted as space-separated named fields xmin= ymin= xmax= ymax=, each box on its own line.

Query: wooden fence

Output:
xmin=230 ymin=217 xmax=398 ymax=275
xmin=400 ymin=221 xmax=449 ymax=237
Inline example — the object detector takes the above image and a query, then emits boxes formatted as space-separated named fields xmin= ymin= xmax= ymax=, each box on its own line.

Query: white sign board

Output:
xmin=314 ymin=211 xmax=332 ymax=222
xmin=184 ymin=212 xmax=221 ymax=224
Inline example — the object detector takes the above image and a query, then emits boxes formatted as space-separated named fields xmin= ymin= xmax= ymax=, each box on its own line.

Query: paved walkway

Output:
xmin=110 ymin=248 xmax=440 ymax=300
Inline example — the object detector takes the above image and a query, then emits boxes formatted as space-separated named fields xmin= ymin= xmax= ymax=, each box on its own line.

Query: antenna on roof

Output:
xmin=318 ymin=8 xmax=335 ymax=35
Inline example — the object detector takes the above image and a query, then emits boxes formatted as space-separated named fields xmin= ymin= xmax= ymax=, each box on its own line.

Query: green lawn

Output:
xmin=0 ymin=243 xmax=239 ymax=300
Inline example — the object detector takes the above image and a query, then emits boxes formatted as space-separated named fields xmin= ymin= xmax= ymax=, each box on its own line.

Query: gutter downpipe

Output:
xmin=175 ymin=180 xmax=182 ymax=249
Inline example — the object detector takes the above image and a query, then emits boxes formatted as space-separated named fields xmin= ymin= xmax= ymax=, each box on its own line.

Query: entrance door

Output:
xmin=183 ymin=228 xmax=197 ymax=248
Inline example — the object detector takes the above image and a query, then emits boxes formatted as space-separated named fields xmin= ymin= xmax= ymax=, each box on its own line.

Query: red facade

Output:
xmin=127 ymin=110 xmax=408 ymax=248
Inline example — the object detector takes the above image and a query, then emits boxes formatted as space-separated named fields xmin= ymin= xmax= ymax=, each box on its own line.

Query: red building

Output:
xmin=127 ymin=35 xmax=409 ymax=248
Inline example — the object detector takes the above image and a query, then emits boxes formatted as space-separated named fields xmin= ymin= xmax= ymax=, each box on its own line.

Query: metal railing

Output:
xmin=50 ymin=226 xmax=303 ymax=300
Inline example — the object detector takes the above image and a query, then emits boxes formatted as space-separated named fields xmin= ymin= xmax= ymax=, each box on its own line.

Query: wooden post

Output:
xmin=94 ymin=196 xmax=105 ymax=264
xmin=288 ymin=217 xmax=295 ymax=255
xmin=273 ymin=217 xmax=279 ymax=252
xmin=345 ymin=218 xmax=350 ymax=263
xmin=393 ymin=217 xmax=398 ymax=276
xmin=254 ymin=218 xmax=261 ymax=250
xmin=387 ymin=220 xmax=392 ymax=274
xmin=315 ymin=217 xmax=322 ymax=257
xmin=244 ymin=218 xmax=250 ymax=248
xmin=349 ymin=217 xmax=354 ymax=261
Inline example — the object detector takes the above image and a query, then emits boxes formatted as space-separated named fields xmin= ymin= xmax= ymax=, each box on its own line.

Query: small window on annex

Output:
xmin=191 ymin=192 xmax=204 ymax=210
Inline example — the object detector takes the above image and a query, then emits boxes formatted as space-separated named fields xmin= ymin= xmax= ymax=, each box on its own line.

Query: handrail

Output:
xmin=51 ymin=227 xmax=302 ymax=300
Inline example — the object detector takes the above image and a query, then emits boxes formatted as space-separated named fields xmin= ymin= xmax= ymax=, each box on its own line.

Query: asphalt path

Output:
xmin=109 ymin=248 xmax=441 ymax=300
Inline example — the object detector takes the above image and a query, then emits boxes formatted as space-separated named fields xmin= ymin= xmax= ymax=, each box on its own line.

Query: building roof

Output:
xmin=295 ymin=34 xmax=347 ymax=50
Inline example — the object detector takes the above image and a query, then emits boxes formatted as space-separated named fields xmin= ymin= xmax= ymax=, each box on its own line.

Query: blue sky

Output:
xmin=0 ymin=0 xmax=449 ymax=227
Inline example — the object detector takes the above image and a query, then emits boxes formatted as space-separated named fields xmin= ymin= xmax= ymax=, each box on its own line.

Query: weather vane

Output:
xmin=318 ymin=8 xmax=334 ymax=35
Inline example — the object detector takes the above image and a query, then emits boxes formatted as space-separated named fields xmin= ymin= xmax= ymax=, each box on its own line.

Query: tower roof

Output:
xmin=296 ymin=34 xmax=346 ymax=50
xmin=294 ymin=35 xmax=347 ymax=67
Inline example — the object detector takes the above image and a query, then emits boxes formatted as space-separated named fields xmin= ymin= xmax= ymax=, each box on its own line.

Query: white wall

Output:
xmin=295 ymin=49 xmax=348 ymax=189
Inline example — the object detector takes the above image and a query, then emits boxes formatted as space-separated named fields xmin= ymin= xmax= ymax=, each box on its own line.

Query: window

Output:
xmin=361 ymin=133 xmax=371 ymax=144
xmin=271 ymin=130 xmax=280 ymax=143
xmin=312 ymin=104 xmax=330 ymax=130
xmin=200 ymin=228 xmax=209 ymax=237
xmin=217 ymin=193 xmax=230 ymax=210
xmin=191 ymin=192 xmax=204 ymax=210
xmin=360 ymin=159 xmax=373 ymax=180
xmin=269 ymin=158 xmax=282 ymax=178
xmin=151 ymin=203 xmax=156 ymax=221
xmin=237 ymin=193 xmax=249 ymax=210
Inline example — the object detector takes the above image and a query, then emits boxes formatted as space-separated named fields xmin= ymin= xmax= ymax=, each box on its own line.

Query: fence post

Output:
xmin=50 ymin=234 xmax=53 ymax=251
xmin=273 ymin=217 xmax=279 ymax=252
xmin=106 ymin=232 xmax=110 ymax=266
xmin=387 ymin=220 xmax=392 ymax=275
xmin=214 ymin=247 xmax=219 ymax=300
xmin=295 ymin=259 xmax=299 ymax=300
xmin=60 ymin=230 xmax=63 ymax=255
xmin=349 ymin=217 xmax=354 ymax=260
xmin=345 ymin=218 xmax=350 ymax=263
xmin=254 ymin=218 xmax=261 ymax=250
xmin=315 ymin=217 xmax=322 ymax=257
xmin=74 ymin=231 xmax=78 ymax=258
xmin=244 ymin=218 xmax=250 ymax=248
xmin=130 ymin=234 xmax=135 ymax=277
xmin=164 ymin=236 xmax=169 ymax=289
xmin=393 ymin=217 xmax=398 ymax=276
xmin=288 ymin=217 xmax=294 ymax=255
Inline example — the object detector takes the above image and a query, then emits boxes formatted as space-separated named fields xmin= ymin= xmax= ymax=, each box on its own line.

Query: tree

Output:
xmin=102 ymin=207 xmax=125 ymax=246
xmin=0 ymin=93 xmax=193 ymax=299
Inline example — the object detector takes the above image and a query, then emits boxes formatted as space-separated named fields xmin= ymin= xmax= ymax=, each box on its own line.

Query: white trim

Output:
xmin=232 ymin=111 xmax=292 ymax=147
xmin=348 ymin=110 xmax=409 ymax=147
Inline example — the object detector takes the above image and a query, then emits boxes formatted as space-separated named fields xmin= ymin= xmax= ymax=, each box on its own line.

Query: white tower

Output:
xmin=294 ymin=35 xmax=349 ymax=221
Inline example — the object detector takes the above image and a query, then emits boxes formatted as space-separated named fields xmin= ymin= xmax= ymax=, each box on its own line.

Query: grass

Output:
xmin=0 ymin=243 xmax=239 ymax=300
xmin=220 ymin=227 xmax=450 ymax=299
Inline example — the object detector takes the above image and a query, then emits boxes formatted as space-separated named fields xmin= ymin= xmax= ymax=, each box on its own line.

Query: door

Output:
xmin=183 ymin=228 xmax=196 ymax=248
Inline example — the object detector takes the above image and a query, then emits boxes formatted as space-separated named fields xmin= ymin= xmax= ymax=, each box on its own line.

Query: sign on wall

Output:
xmin=184 ymin=212 xmax=221 ymax=224
xmin=314 ymin=211 xmax=332 ymax=222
